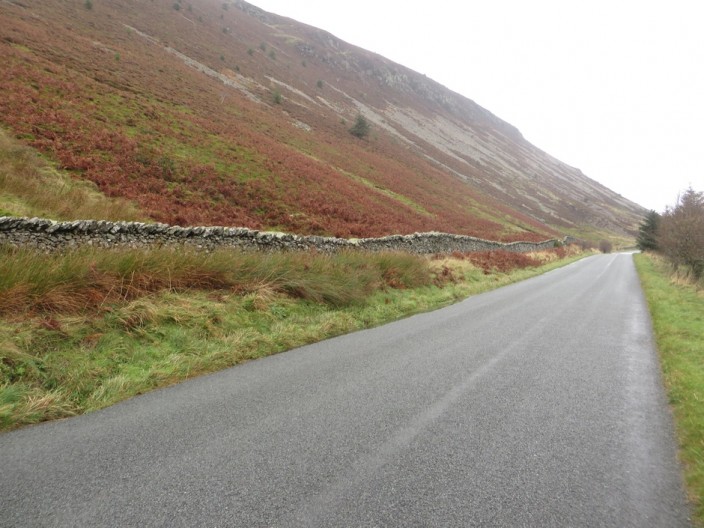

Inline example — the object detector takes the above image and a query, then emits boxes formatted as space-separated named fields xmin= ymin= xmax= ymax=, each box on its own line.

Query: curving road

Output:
xmin=0 ymin=253 xmax=692 ymax=527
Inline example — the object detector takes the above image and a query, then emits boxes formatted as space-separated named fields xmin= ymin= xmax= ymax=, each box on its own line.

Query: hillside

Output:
xmin=0 ymin=0 xmax=646 ymax=241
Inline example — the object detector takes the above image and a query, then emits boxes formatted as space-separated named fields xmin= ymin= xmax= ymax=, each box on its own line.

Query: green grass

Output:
xmin=634 ymin=253 xmax=704 ymax=526
xmin=0 ymin=246 xmax=585 ymax=431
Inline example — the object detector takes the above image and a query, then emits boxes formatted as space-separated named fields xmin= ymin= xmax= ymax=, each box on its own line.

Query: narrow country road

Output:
xmin=0 ymin=253 xmax=692 ymax=527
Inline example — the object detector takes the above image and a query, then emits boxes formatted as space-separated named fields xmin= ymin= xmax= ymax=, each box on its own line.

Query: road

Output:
xmin=0 ymin=253 xmax=692 ymax=527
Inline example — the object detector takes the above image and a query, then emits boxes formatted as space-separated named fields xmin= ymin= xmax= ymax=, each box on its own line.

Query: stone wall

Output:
xmin=0 ymin=216 xmax=560 ymax=254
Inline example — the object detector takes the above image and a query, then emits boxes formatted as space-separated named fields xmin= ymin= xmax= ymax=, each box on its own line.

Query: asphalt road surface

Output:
xmin=0 ymin=253 xmax=692 ymax=527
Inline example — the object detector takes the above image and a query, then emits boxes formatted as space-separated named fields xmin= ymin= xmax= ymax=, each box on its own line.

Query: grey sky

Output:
xmin=252 ymin=0 xmax=703 ymax=213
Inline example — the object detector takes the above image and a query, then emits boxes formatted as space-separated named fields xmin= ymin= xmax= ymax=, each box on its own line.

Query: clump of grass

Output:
xmin=635 ymin=253 xmax=704 ymax=526
xmin=0 ymin=128 xmax=143 ymax=221
xmin=0 ymin=245 xmax=431 ymax=316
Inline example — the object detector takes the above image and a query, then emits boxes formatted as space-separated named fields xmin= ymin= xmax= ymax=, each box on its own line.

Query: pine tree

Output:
xmin=636 ymin=210 xmax=660 ymax=251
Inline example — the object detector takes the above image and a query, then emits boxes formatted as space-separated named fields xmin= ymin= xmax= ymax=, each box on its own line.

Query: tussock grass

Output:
xmin=0 ymin=246 xmax=430 ymax=317
xmin=0 ymin=128 xmax=143 ymax=221
xmin=635 ymin=253 xmax=704 ymax=526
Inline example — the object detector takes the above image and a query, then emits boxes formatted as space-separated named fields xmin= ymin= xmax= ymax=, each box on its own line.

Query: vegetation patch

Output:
xmin=656 ymin=188 xmax=704 ymax=280
xmin=0 ymin=245 xmax=586 ymax=431
xmin=337 ymin=167 xmax=434 ymax=218
xmin=453 ymin=249 xmax=543 ymax=274
xmin=635 ymin=253 xmax=704 ymax=526
xmin=0 ymin=128 xmax=143 ymax=221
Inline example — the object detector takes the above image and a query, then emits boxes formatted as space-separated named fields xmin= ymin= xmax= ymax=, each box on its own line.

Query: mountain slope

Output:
xmin=0 ymin=0 xmax=645 ymax=241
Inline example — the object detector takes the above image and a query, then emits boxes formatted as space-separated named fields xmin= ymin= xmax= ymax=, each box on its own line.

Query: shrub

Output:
xmin=658 ymin=188 xmax=704 ymax=279
xmin=349 ymin=114 xmax=370 ymax=139
xmin=272 ymin=89 xmax=282 ymax=105
xmin=598 ymin=240 xmax=613 ymax=253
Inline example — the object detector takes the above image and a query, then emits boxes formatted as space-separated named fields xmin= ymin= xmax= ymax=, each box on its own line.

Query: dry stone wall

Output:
xmin=0 ymin=217 xmax=560 ymax=254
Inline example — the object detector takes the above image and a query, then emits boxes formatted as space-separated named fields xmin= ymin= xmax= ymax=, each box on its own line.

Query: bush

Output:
xmin=272 ymin=89 xmax=282 ymax=105
xmin=598 ymin=240 xmax=613 ymax=253
xmin=349 ymin=114 xmax=370 ymax=139
xmin=658 ymin=188 xmax=704 ymax=279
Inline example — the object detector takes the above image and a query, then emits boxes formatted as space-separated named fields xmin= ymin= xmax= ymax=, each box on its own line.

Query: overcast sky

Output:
xmin=252 ymin=0 xmax=703 ymax=213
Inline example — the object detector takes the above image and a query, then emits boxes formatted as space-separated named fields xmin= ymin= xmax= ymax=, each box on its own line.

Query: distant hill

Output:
xmin=0 ymin=0 xmax=646 ymax=241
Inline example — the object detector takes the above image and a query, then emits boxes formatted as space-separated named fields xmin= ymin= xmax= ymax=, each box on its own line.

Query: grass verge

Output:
xmin=634 ymin=253 xmax=704 ymax=526
xmin=0 ymin=245 xmax=585 ymax=431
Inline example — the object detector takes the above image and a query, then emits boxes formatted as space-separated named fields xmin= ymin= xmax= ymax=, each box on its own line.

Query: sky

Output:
xmin=252 ymin=0 xmax=703 ymax=213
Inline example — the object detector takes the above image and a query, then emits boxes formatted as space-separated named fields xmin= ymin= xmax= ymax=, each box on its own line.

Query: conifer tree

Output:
xmin=636 ymin=210 xmax=660 ymax=251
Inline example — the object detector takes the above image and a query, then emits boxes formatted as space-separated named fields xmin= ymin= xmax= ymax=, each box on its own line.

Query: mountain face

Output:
xmin=0 ymin=0 xmax=645 ymax=241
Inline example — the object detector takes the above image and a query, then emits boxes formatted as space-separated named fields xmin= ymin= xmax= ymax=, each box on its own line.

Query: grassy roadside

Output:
xmin=634 ymin=253 xmax=704 ymax=526
xmin=0 ymin=245 xmax=585 ymax=431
